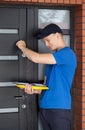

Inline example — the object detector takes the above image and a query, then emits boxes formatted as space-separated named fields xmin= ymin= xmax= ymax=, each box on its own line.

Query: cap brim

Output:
xmin=35 ymin=29 xmax=52 ymax=39
xmin=34 ymin=29 xmax=46 ymax=39
xmin=36 ymin=33 xmax=49 ymax=39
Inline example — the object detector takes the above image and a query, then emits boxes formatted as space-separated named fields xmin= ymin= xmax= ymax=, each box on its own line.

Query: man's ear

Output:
xmin=56 ymin=32 xmax=59 ymax=37
xmin=56 ymin=32 xmax=61 ymax=38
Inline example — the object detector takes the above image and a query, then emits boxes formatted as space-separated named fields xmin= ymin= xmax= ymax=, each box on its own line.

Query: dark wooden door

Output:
xmin=0 ymin=7 xmax=38 ymax=130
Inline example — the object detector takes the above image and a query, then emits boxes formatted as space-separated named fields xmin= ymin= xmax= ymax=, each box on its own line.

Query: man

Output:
xmin=16 ymin=23 xmax=77 ymax=130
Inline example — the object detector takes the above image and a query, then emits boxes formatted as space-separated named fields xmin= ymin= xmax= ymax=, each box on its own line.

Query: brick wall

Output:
xmin=0 ymin=0 xmax=85 ymax=130
xmin=82 ymin=3 xmax=85 ymax=130
xmin=74 ymin=5 xmax=82 ymax=130
xmin=0 ymin=0 xmax=82 ymax=4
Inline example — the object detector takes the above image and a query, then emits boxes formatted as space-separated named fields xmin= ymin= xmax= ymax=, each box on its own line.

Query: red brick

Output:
xmin=81 ymin=77 xmax=84 ymax=84
xmin=82 ymin=30 xmax=85 ymax=36
xmin=82 ymin=4 xmax=85 ymax=10
xmin=75 ymin=30 xmax=82 ymax=37
xmin=2 ymin=0 xmax=10 ymax=1
xmin=82 ymin=49 xmax=85 ymax=56
xmin=77 ymin=56 xmax=82 ymax=63
xmin=74 ymin=125 xmax=82 ymax=130
xmin=51 ymin=0 xmax=57 ymax=3
xmin=75 ymin=101 xmax=82 ymax=109
xmin=75 ymin=17 xmax=82 ymax=23
xmin=82 ymin=63 xmax=85 ymax=69
xmin=82 ymin=121 xmax=85 ymax=129
xmin=82 ymin=82 xmax=85 ymax=89
xmin=82 ymin=37 xmax=85 ymax=43
xmin=74 ymin=114 xmax=82 ymax=121
xmin=76 ymin=0 xmax=82 ymax=4
xmin=75 ymin=95 xmax=82 ymax=102
xmin=57 ymin=0 xmax=63 ymax=3
xmin=82 ymin=89 xmax=85 ymax=95
xmin=25 ymin=0 xmax=31 ymax=2
xmin=75 ymin=5 xmax=82 ymax=10
xmin=70 ymin=0 xmax=76 ymax=4
xmin=82 ymin=116 xmax=85 ymax=122
xmin=82 ymin=23 xmax=85 ymax=30
xmin=77 ymin=89 xmax=82 ymax=95
xmin=64 ymin=0 xmax=70 ymax=4
xmin=74 ymin=105 xmax=82 ymax=114
xmin=82 ymin=102 xmax=85 ymax=109
xmin=76 ymin=49 xmax=82 ymax=56
xmin=75 ymin=76 xmax=82 ymax=82
xmin=74 ymin=121 xmax=82 ymax=130
xmin=76 ymin=68 xmax=82 ymax=75
xmin=31 ymin=0 xmax=38 ymax=2
xmin=82 ymin=10 xmax=85 ymax=17
xmin=82 ymin=17 xmax=85 ymax=23
xmin=45 ymin=0 xmax=51 ymax=3
xmin=82 ymin=83 xmax=85 ymax=88
xmin=75 ymin=11 xmax=82 ymax=17
xmin=82 ymin=95 xmax=85 ymax=102
xmin=82 ymin=76 xmax=85 ymax=83
xmin=17 ymin=0 xmax=24 ymax=1
xmin=76 ymin=54 xmax=82 ymax=59
xmin=75 ymin=37 xmax=82 ymax=43
xmin=75 ymin=24 xmax=82 ymax=30
xmin=82 ymin=43 xmax=85 ymax=48
xmin=74 ymin=101 xmax=82 ymax=111
xmin=76 ymin=43 xmax=82 ymax=49
xmin=73 ymin=82 xmax=81 ymax=89
xmin=82 ymin=69 xmax=85 ymax=76
xmin=38 ymin=0 xmax=44 ymax=2
xmin=82 ymin=109 xmax=85 ymax=115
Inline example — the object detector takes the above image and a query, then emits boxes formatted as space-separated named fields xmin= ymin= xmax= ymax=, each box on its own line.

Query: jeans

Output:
xmin=39 ymin=109 xmax=71 ymax=130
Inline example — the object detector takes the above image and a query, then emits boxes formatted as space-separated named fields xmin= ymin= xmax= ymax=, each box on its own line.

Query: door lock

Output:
xmin=14 ymin=95 xmax=26 ymax=100
xmin=22 ymin=104 xmax=26 ymax=109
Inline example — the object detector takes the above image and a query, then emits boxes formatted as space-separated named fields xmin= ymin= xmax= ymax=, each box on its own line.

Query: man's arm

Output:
xmin=16 ymin=40 xmax=56 ymax=64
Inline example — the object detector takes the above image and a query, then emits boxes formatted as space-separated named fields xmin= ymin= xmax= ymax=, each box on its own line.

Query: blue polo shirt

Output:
xmin=40 ymin=47 xmax=77 ymax=109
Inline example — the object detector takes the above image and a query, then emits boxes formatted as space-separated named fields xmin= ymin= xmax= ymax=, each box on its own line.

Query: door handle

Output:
xmin=22 ymin=53 xmax=26 ymax=57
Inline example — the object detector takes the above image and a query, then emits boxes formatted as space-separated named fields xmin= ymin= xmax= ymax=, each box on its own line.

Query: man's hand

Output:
xmin=24 ymin=84 xmax=42 ymax=95
xmin=16 ymin=40 xmax=26 ymax=51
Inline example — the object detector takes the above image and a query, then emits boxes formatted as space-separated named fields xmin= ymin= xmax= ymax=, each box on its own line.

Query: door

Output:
xmin=0 ymin=7 xmax=38 ymax=130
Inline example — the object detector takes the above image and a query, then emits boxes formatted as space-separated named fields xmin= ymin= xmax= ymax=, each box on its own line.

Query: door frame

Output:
xmin=0 ymin=4 xmax=75 ymax=130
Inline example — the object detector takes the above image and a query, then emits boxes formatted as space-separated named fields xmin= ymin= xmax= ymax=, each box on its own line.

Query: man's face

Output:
xmin=43 ymin=33 xmax=58 ymax=50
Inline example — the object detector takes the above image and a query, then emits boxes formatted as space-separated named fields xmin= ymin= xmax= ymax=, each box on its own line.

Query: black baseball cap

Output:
xmin=35 ymin=23 xmax=63 ymax=39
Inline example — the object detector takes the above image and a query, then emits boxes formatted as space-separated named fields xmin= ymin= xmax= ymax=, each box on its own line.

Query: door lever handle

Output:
xmin=14 ymin=95 xmax=26 ymax=100
xmin=22 ymin=53 xmax=26 ymax=57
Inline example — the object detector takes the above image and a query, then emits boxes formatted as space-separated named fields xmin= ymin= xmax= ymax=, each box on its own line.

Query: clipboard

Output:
xmin=15 ymin=82 xmax=48 ymax=90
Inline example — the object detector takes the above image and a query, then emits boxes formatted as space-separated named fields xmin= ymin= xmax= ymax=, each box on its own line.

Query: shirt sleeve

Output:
xmin=52 ymin=48 xmax=72 ymax=65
